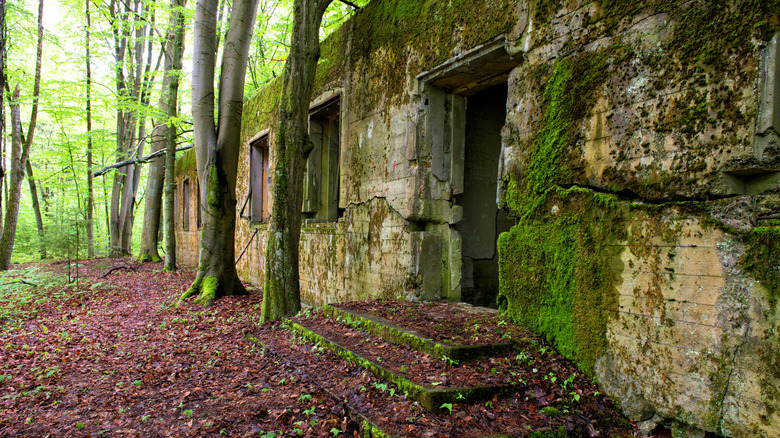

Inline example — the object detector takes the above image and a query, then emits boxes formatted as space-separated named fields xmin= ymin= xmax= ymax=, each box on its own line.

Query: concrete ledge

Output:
xmin=283 ymin=319 xmax=521 ymax=414
xmin=323 ymin=304 xmax=516 ymax=362
xmin=243 ymin=331 xmax=399 ymax=438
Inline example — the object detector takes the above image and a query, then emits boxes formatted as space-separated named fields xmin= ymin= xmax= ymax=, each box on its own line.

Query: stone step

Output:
xmin=283 ymin=318 xmax=522 ymax=415
xmin=243 ymin=331 xmax=399 ymax=438
xmin=323 ymin=303 xmax=517 ymax=362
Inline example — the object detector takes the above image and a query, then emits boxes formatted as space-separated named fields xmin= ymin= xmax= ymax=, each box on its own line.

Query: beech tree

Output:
xmin=0 ymin=0 xmax=44 ymax=270
xmin=85 ymin=0 xmax=95 ymax=258
xmin=106 ymin=0 xmax=163 ymax=256
xmin=261 ymin=0 xmax=334 ymax=321
xmin=179 ymin=0 xmax=259 ymax=304
xmin=139 ymin=0 xmax=187 ymax=264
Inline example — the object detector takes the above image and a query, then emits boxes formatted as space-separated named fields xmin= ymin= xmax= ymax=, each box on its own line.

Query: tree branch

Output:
xmin=93 ymin=144 xmax=193 ymax=176
xmin=336 ymin=0 xmax=359 ymax=9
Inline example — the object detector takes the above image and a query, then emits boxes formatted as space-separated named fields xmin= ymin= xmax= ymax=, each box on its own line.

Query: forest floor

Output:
xmin=0 ymin=259 xmax=657 ymax=437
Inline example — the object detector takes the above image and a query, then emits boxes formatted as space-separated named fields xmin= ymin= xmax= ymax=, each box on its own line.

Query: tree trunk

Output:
xmin=179 ymin=0 xmax=258 ymax=305
xmin=0 ymin=0 xmax=44 ymax=270
xmin=0 ymin=0 xmax=5 ymax=231
xmin=25 ymin=160 xmax=46 ymax=259
xmin=162 ymin=0 xmax=187 ymax=271
xmin=261 ymin=0 xmax=333 ymax=321
xmin=0 ymin=87 xmax=24 ymax=269
xmin=138 ymin=121 xmax=166 ymax=262
xmin=108 ymin=0 xmax=160 ymax=257
xmin=85 ymin=0 xmax=94 ymax=258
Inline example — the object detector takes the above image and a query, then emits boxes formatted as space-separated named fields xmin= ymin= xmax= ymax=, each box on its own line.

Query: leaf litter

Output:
xmin=0 ymin=259 xmax=653 ymax=437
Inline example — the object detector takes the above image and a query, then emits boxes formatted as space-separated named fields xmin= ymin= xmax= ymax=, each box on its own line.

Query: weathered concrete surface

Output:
xmin=171 ymin=0 xmax=780 ymax=435
xmin=594 ymin=207 xmax=779 ymax=437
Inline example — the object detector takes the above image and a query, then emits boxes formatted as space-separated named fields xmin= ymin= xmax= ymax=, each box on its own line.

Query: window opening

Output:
xmin=196 ymin=178 xmax=202 ymax=229
xmin=182 ymin=178 xmax=190 ymax=232
xmin=250 ymin=135 xmax=271 ymax=222
xmin=303 ymin=95 xmax=341 ymax=222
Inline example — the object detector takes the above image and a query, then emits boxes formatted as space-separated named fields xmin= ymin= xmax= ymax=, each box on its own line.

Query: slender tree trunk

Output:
xmin=138 ymin=122 xmax=166 ymax=262
xmin=0 ymin=87 xmax=23 ymax=269
xmin=261 ymin=0 xmax=333 ymax=321
xmin=141 ymin=0 xmax=185 ymax=263
xmin=25 ymin=160 xmax=46 ymax=259
xmin=108 ymin=0 xmax=161 ymax=256
xmin=179 ymin=0 xmax=258 ymax=305
xmin=163 ymin=0 xmax=187 ymax=271
xmin=0 ymin=0 xmax=43 ymax=270
xmin=0 ymin=0 xmax=5 ymax=231
xmin=85 ymin=0 xmax=94 ymax=258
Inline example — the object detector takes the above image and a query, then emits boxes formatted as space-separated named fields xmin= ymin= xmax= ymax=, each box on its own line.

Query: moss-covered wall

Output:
xmin=173 ymin=151 xmax=199 ymax=268
xmin=497 ymin=1 xmax=780 ymax=436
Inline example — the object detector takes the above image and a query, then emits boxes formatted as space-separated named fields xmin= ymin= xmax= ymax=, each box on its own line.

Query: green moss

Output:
xmin=528 ymin=426 xmax=569 ymax=438
xmin=137 ymin=253 xmax=161 ymax=263
xmin=193 ymin=276 xmax=218 ymax=306
xmin=179 ymin=277 xmax=201 ymax=301
xmin=742 ymin=226 xmax=780 ymax=311
xmin=499 ymin=188 xmax=626 ymax=374
xmin=504 ymin=49 xmax=620 ymax=218
xmin=540 ymin=406 xmax=563 ymax=417
xmin=174 ymin=148 xmax=196 ymax=177
xmin=283 ymin=319 xmax=516 ymax=412
xmin=322 ymin=304 xmax=515 ymax=362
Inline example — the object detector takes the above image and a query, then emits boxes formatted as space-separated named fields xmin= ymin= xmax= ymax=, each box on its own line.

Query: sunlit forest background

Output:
xmin=5 ymin=0 xmax=365 ymax=262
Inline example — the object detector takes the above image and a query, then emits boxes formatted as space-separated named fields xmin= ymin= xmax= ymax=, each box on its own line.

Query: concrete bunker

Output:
xmin=418 ymin=37 xmax=520 ymax=307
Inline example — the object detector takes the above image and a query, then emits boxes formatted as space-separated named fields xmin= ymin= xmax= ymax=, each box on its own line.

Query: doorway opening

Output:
xmin=453 ymin=83 xmax=513 ymax=308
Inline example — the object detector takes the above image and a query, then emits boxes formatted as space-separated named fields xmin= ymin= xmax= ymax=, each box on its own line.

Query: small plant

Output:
xmin=484 ymin=401 xmax=493 ymax=408
xmin=399 ymin=365 xmax=408 ymax=373
xmin=298 ymin=393 xmax=312 ymax=402
xmin=455 ymin=392 xmax=465 ymax=400
xmin=183 ymin=409 xmax=193 ymax=418
xmin=441 ymin=355 xmax=459 ymax=366
xmin=303 ymin=407 xmax=316 ymax=417
xmin=440 ymin=403 xmax=453 ymax=414
xmin=515 ymin=351 xmax=531 ymax=364
xmin=497 ymin=320 xmax=507 ymax=326
xmin=569 ymin=391 xmax=581 ymax=403
xmin=329 ymin=428 xmax=341 ymax=436
xmin=562 ymin=375 xmax=575 ymax=390
xmin=373 ymin=382 xmax=388 ymax=393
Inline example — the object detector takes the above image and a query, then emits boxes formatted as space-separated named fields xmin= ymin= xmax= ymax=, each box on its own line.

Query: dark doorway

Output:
xmin=454 ymin=82 xmax=513 ymax=308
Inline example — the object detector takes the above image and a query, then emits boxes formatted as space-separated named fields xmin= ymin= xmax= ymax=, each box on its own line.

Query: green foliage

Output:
xmin=0 ymin=267 xmax=70 ymax=322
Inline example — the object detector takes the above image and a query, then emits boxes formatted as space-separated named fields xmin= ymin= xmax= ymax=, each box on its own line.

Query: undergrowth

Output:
xmin=0 ymin=266 xmax=71 ymax=322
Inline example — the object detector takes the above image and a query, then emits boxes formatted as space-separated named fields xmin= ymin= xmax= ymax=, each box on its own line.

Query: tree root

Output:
xmin=179 ymin=276 xmax=219 ymax=306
